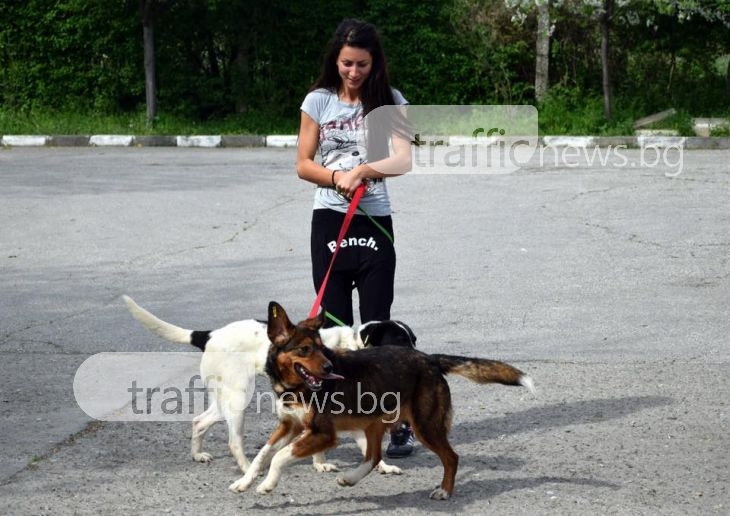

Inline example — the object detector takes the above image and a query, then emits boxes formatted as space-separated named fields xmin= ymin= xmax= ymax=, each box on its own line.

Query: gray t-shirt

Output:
xmin=300 ymin=88 xmax=408 ymax=216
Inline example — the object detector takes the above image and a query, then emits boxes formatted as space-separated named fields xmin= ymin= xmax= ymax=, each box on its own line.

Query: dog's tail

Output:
xmin=430 ymin=354 xmax=535 ymax=393
xmin=122 ymin=295 xmax=210 ymax=351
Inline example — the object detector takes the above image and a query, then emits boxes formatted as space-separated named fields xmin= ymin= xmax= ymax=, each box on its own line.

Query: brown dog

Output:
xmin=229 ymin=302 xmax=534 ymax=499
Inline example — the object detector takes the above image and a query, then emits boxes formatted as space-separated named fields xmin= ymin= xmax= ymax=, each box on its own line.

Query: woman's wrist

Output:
xmin=354 ymin=164 xmax=383 ymax=182
xmin=349 ymin=165 xmax=366 ymax=181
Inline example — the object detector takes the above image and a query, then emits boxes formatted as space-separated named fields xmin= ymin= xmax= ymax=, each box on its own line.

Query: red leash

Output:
xmin=309 ymin=183 xmax=367 ymax=319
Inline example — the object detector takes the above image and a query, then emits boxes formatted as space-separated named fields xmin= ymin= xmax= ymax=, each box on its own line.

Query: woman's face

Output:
xmin=337 ymin=45 xmax=372 ymax=93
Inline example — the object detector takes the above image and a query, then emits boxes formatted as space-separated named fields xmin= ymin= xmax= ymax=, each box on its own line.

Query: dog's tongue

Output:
xmin=322 ymin=372 xmax=345 ymax=380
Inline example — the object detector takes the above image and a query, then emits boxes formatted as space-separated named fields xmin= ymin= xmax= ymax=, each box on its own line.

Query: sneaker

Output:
xmin=386 ymin=423 xmax=415 ymax=458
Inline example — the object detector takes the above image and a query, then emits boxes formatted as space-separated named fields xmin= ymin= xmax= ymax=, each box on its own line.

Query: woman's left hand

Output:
xmin=335 ymin=168 xmax=365 ymax=199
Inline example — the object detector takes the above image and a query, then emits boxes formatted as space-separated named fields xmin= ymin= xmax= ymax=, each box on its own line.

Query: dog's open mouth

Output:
xmin=294 ymin=364 xmax=344 ymax=391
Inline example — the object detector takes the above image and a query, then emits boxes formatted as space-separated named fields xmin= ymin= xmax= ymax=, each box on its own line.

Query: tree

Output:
xmin=507 ymin=0 xmax=631 ymax=118
xmin=651 ymin=0 xmax=730 ymax=93
xmin=450 ymin=0 xmax=534 ymax=103
xmin=505 ymin=0 xmax=554 ymax=102
xmin=535 ymin=0 xmax=551 ymax=102
xmin=1 ymin=0 xmax=727 ymax=129
xmin=598 ymin=0 xmax=614 ymax=119
xmin=140 ymin=0 xmax=157 ymax=126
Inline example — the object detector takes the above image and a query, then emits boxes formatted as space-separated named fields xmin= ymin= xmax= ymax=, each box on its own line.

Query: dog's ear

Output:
xmin=268 ymin=301 xmax=294 ymax=347
xmin=300 ymin=308 xmax=326 ymax=332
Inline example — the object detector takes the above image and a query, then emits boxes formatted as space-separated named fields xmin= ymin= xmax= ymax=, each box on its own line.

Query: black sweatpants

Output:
xmin=311 ymin=208 xmax=395 ymax=328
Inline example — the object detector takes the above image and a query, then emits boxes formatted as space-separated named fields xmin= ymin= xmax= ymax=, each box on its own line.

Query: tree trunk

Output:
xmin=599 ymin=0 xmax=613 ymax=120
xmin=535 ymin=0 xmax=550 ymax=103
xmin=141 ymin=0 xmax=156 ymax=126
xmin=233 ymin=44 xmax=250 ymax=113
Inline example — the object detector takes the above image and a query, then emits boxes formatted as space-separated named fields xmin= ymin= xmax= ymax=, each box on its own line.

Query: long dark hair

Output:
xmin=312 ymin=19 xmax=409 ymax=161
xmin=312 ymin=18 xmax=396 ymax=116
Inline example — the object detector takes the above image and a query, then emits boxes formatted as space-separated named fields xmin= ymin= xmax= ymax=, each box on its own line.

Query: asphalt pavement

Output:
xmin=0 ymin=146 xmax=727 ymax=515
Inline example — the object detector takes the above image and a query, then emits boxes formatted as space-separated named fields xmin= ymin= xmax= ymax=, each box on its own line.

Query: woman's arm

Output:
xmin=335 ymin=129 xmax=412 ymax=197
xmin=296 ymin=111 xmax=344 ymax=187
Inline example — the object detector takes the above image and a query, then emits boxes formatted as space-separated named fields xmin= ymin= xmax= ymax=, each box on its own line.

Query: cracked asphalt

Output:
xmin=0 ymin=146 xmax=727 ymax=515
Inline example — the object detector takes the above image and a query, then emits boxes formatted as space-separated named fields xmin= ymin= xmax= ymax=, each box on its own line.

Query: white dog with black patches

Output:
xmin=122 ymin=295 xmax=415 ymax=475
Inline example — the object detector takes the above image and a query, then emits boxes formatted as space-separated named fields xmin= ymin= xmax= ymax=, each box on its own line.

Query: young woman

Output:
xmin=295 ymin=18 xmax=414 ymax=457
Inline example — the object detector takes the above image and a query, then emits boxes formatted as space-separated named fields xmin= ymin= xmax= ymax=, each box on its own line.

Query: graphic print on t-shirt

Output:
xmin=320 ymin=112 xmax=367 ymax=172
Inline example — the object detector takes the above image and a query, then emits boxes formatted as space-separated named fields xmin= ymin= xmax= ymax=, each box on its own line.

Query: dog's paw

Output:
xmin=313 ymin=462 xmax=339 ymax=473
xmin=429 ymin=487 xmax=451 ymax=500
xmin=255 ymin=481 xmax=276 ymax=494
xmin=193 ymin=452 xmax=213 ymax=463
xmin=375 ymin=461 xmax=402 ymax=475
xmin=228 ymin=476 xmax=254 ymax=493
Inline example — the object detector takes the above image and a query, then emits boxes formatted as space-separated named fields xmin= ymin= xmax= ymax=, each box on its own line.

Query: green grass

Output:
xmin=536 ymin=85 xmax=729 ymax=137
xmin=0 ymin=108 xmax=298 ymax=135
xmin=538 ymin=89 xmax=643 ymax=136
xmin=2 ymin=102 xmax=728 ymax=137
xmin=537 ymin=85 xmax=730 ymax=136
xmin=710 ymin=126 xmax=730 ymax=137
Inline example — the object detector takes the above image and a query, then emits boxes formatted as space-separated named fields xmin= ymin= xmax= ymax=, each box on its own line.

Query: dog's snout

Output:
xmin=322 ymin=361 xmax=333 ymax=374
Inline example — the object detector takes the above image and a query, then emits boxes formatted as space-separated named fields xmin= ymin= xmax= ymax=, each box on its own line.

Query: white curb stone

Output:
xmin=90 ymin=135 xmax=134 ymax=146
xmin=635 ymin=129 xmax=679 ymax=137
xmin=266 ymin=135 xmax=298 ymax=147
xmin=447 ymin=135 xmax=502 ymax=146
xmin=1 ymin=135 xmax=49 ymax=146
xmin=542 ymin=136 xmax=595 ymax=147
xmin=176 ymin=135 xmax=222 ymax=148
xmin=691 ymin=118 xmax=729 ymax=137
xmin=1 ymin=134 xmax=727 ymax=150
xmin=637 ymin=136 xmax=686 ymax=148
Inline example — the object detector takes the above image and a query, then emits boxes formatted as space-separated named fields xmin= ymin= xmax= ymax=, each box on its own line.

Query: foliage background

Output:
xmin=0 ymin=0 xmax=728 ymax=134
